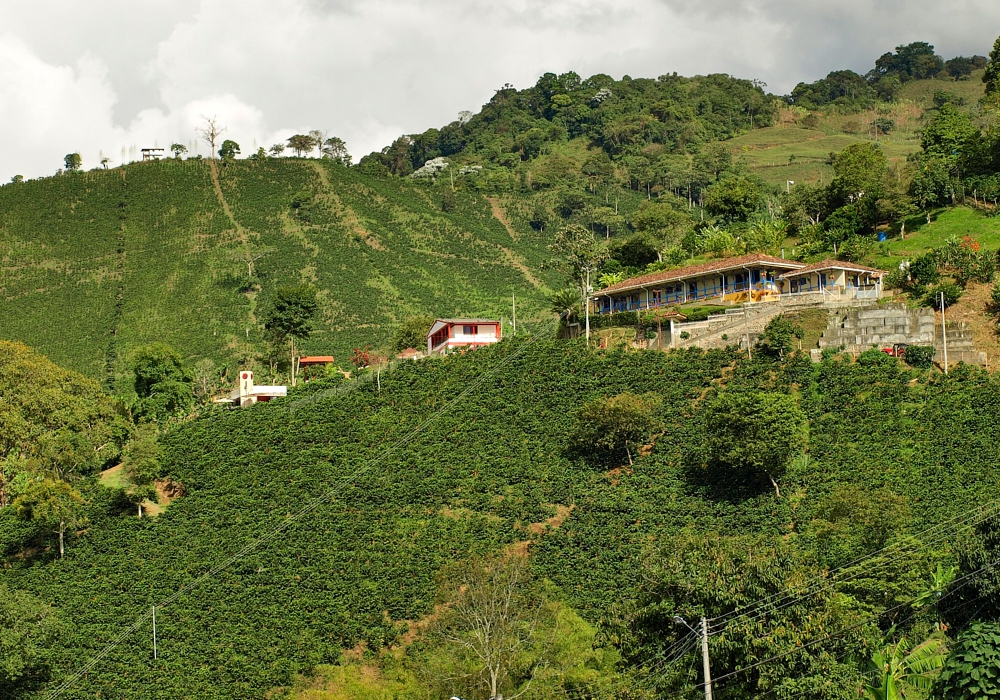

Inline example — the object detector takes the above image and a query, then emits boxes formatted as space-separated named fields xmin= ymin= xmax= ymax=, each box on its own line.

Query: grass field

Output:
xmin=872 ymin=206 xmax=1000 ymax=269
xmin=729 ymin=72 xmax=987 ymax=188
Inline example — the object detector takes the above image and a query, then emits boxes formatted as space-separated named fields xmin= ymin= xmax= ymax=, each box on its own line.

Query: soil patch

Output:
xmin=485 ymin=196 xmax=520 ymax=242
xmin=944 ymin=281 xmax=1000 ymax=367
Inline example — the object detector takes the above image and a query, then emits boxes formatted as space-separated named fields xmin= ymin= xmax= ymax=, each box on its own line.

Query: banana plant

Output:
xmin=862 ymin=635 xmax=948 ymax=700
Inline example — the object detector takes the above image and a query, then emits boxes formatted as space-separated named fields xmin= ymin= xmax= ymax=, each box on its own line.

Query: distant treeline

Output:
xmin=790 ymin=41 xmax=988 ymax=110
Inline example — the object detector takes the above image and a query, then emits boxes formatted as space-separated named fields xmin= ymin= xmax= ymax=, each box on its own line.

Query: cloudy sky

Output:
xmin=2 ymin=0 xmax=999 ymax=180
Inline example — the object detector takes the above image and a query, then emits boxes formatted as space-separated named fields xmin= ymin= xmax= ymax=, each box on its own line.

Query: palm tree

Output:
xmin=862 ymin=635 xmax=948 ymax=700
xmin=549 ymin=288 xmax=582 ymax=324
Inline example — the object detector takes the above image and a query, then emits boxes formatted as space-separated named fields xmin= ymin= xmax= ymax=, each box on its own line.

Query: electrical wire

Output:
xmin=748 ymin=588 xmax=999 ymax=700
xmin=701 ymin=557 xmax=999 ymax=697
xmin=709 ymin=498 xmax=1000 ymax=634
xmin=43 ymin=325 xmax=554 ymax=700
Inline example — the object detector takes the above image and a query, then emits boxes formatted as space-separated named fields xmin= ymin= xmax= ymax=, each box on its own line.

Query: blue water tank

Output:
xmin=877 ymin=232 xmax=888 ymax=242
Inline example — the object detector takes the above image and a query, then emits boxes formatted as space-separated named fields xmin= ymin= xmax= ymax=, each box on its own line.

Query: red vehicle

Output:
xmin=881 ymin=343 xmax=908 ymax=358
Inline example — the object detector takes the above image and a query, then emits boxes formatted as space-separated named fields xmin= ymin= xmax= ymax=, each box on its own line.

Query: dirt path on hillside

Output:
xmin=209 ymin=160 xmax=251 ymax=253
xmin=499 ymin=246 xmax=544 ymax=290
xmin=209 ymin=161 xmax=259 ymax=325
xmin=485 ymin=196 xmax=520 ymax=242
xmin=309 ymin=161 xmax=383 ymax=250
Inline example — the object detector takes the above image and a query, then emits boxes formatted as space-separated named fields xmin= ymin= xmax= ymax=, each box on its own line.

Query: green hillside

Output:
xmin=0 ymin=159 xmax=555 ymax=387
xmin=3 ymin=340 xmax=1000 ymax=698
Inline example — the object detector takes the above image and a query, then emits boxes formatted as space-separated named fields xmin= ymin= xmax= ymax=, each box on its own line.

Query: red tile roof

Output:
xmin=298 ymin=355 xmax=335 ymax=364
xmin=777 ymin=259 xmax=886 ymax=279
xmin=597 ymin=253 xmax=804 ymax=295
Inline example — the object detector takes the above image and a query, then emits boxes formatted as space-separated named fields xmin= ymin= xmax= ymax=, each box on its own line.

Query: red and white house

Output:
xmin=426 ymin=319 xmax=502 ymax=355
xmin=213 ymin=371 xmax=287 ymax=407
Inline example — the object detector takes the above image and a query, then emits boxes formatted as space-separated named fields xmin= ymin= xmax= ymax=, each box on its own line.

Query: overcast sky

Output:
xmin=2 ymin=0 xmax=999 ymax=181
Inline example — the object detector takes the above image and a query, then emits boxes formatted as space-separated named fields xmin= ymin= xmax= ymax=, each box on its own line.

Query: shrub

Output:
xmin=910 ymin=253 xmax=940 ymax=286
xmin=756 ymin=316 xmax=804 ymax=359
xmin=392 ymin=316 xmax=435 ymax=353
xmin=935 ymin=622 xmax=1000 ymax=699
xmin=991 ymin=281 xmax=1000 ymax=310
xmin=572 ymin=392 xmax=662 ymax=465
xmin=704 ymin=391 xmax=807 ymax=495
xmin=904 ymin=345 xmax=934 ymax=369
xmin=925 ymin=282 xmax=962 ymax=309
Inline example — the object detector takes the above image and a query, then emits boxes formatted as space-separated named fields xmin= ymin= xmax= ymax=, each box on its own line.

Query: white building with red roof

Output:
xmin=427 ymin=319 xmax=501 ymax=355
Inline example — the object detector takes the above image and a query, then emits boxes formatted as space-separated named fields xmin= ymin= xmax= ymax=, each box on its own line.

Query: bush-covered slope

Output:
xmin=4 ymin=340 xmax=1000 ymax=698
xmin=0 ymin=159 xmax=555 ymax=386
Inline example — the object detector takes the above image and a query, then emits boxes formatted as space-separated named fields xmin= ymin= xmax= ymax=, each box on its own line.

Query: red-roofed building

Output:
xmin=594 ymin=254 xmax=806 ymax=314
xmin=427 ymin=319 xmax=501 ymax=355
xmin=778 ymin=260 xmax=885 ymax=298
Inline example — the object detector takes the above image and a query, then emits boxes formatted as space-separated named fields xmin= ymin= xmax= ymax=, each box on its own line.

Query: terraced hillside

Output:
xmin=0 ymin=159 xmax=554 ymax=387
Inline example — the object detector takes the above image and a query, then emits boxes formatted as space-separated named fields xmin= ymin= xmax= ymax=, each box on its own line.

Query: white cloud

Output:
xmin=1 ymin=0 xmax=999 ymax=180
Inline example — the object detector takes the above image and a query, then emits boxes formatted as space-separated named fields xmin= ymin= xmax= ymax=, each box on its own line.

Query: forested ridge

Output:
xmin=7 ymin=35 xmax=1000 ymax=700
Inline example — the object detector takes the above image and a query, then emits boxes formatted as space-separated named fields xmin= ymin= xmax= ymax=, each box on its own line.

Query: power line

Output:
xmin=702 ymin=558 xmax=998 ymax=697
xmin=710 ymin=499 xmax=1000 ymax=632
xmin=748 ymin=587 xmax=999 ymax=700
xmin=711 ymin=499 xmax=1000 ymax=627
xmin=43 ymin=328 xmax=553 ymax=700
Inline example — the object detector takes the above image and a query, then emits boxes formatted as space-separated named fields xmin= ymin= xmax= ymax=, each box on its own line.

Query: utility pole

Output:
xmin=512 ymin=294 xmax=516 ymax=337
xmin=941 ymin=291 xmax=948 ymax=374
xmin=700 ymin=617 xmax=713 ymax=700
xmin=152 ymin=606 xmax=158 ymax=660
xmin=585 ymin=268 xmax=591 ymax=344
xmin=743 ymin=304 xmax=752 ymax=360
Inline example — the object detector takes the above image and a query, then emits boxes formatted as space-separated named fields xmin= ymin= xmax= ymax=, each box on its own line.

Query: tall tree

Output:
xmin=704 ymin=390 xmax=807 ymax=496
xmin=308 ymin=130 xmax=325 ymax=156
xmin=547 ymin=224 xmax=607 ymax=298
xmin=431 ymin=551 xmax=549 ymax=700
xmin=120 ymin=425 xmax=162 ymax=517
xmin=14 ymin=478 xmax=85 ymax=558
xmin=63 ymin=153 xmax=81 ymax=171
xmin=0 ymin=583 xmax=66 ymax=695
xmin=831 ymin=142 xmax=888 ymax=202
xmin=130 ymin=344 xmax=195 ymax=422
xmin=983 ymin=35 xmax=1000 ymax=102
xmin=263 ymin=285 xmax=319 ymax=386
xmin=573 ymin=392 xmax=662 ymax=465
xmin=197 ymin=115 xmax=226 ymax=159
xmin=287 ymin=134 xmax=316 ymax=157
xmin=217 ymin=139 xmax=240 ymax=161
xmin=321 ymin=136 xmax=351 ymax=164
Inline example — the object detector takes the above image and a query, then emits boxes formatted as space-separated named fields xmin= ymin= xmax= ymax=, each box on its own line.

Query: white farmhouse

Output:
xmin=427 ymin=319 xmax=502 ymax=355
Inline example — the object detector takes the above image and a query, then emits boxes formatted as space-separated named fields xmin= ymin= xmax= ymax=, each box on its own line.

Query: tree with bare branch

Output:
xmin=197 ymin=115 xmax=226 ymax=159
xmin=308 ymin=130 xmax=325 ymax=157
xmin=431 ymin=551 xmax=549 ymax=700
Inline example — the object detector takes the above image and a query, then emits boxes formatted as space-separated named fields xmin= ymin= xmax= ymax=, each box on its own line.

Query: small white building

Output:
xmin=427 ymin=319 xmax=502 ymax=355
xmin=214 ymin=371 xmax=287 ymax=407
xmin=141 ymin=148 xmax=165 ymax=161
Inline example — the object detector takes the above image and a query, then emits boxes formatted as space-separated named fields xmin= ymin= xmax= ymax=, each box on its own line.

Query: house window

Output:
xmin=463 ymin=325 xmax=476 ymax=335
